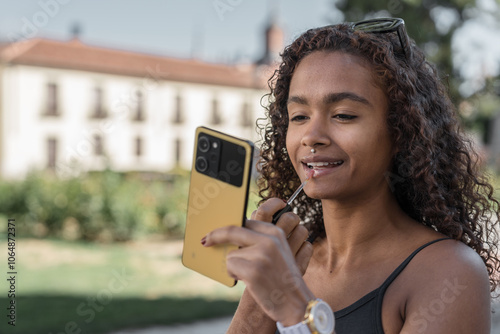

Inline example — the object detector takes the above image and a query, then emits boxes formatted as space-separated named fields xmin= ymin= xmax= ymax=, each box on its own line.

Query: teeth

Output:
xmin=308 ymin=162 xmax=329 ymax=167
xmin=306 ymin=161 xmax=343 ymax=168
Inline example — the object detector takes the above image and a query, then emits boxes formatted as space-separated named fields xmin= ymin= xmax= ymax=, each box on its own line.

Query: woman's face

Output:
xmin=286 ymin=51 xmax=394 ymax=201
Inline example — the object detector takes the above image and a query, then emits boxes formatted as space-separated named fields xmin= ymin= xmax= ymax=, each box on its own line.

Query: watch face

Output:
xmin=312 ymin=301 xmax=335 ymax=334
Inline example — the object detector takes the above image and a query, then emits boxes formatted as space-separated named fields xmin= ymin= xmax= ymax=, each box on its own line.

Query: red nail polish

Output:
xmin=201 ymin=236 xmax=207 ymax=246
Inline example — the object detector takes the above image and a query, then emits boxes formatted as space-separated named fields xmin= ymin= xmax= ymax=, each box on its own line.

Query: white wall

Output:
xmin=0 ymin=64 xmax=266 ymax=179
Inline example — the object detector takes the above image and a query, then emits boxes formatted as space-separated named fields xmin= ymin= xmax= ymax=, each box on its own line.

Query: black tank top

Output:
xmin=334 ymin=237 xmax=450 ymax=334
xmin=275 ymin=237 xmax=450 ymax=334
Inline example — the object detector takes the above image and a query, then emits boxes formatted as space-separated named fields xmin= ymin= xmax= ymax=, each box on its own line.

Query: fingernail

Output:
xmin=201 ymin=236 xmax=207 ymax=246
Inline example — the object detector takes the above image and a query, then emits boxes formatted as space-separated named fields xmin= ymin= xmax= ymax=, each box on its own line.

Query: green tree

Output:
xmin=330 ymin=0 xmax=500 ymax=140
xmin=332 ymin=0 xmax=477 ymax=103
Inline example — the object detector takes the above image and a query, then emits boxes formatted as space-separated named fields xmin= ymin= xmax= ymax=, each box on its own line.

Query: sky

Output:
xmin=0 ymin=0 xmax=498 ymax=95
xmin=0 ymin=0 xmax=335 ymax=64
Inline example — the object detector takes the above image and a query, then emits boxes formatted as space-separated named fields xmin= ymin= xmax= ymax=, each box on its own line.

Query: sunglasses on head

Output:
xmin=350 ymin=17 xmax=412 ymax=61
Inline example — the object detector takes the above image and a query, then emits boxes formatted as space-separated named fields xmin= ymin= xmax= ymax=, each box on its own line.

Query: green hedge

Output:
xmin=0 ymin=170 xmax=189 ymax=242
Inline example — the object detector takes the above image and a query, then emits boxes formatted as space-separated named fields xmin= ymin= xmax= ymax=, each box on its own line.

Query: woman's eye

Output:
xmin=290 ymin=115 xmax=308 ymax=122
xmin=334 ymin=114 xmax=357 ymax=121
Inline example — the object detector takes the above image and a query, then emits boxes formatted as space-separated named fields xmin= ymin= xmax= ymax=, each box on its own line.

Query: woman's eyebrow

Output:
xmin=287 ymin=95 xmax=308 ymax=106
xmin=323 ymin=92 xmax=371 ymax=106
xmin=287 ymin=92 xmax=372 ymax=107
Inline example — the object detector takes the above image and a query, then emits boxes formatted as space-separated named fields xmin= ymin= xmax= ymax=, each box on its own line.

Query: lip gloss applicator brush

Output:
xmin=272 ymin=169 xmax=315 ymax=225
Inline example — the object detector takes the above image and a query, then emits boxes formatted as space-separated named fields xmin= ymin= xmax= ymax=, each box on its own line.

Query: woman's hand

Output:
xmin=202 ymin=198 xmax=315 ymax=326
xmin=251 ymin=198 xmax=313 ymax=274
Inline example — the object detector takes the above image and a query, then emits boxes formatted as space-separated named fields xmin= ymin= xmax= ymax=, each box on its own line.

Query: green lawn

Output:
xmin=0 ymin=237 xmax=244 ymax=334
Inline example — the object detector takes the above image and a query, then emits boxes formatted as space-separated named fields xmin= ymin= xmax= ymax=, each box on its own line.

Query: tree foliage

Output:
xmin=331 ymin=0 xmax=500 ymax=142
xmin=332 ymin=0 xmax=478 ymax=102
xmin=0 ymin=170 xmax=189 ymax=242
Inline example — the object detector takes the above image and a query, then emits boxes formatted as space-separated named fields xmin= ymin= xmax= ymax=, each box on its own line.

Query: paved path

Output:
xmin=109 ymin=317 xmax=232 ymax=334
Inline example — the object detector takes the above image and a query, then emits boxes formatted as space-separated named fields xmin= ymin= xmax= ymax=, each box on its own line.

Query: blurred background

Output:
xmin=0 ymin=0 xmax=499 ymax=333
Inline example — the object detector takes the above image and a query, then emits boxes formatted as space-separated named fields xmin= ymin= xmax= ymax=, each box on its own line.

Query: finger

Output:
xmin=253 ymin=198 xmax=286 ymax=223
xmin=225 ymin=254 xmax=275 ymax=290
xmin=203 ymin=225 xmax=264 ymax=248
xmin=244 ymin=220 xmax=288 ymax=241
xmin=274 ymin=212 xmax=301 ymax=239
xmin=225 ymin=256 xmax=252 ymax=281
xmin=286 ymin=224 xmax=309 ymax=254
xmin=225 ymin=244 xmax=295 ymax=287
xmin=246 ymin=214 xmax=304 ymax=255
xmin=224 ymin=240 xmax=282 ymax=282
xmin=295 ymin=241 xmax=313 ymax=275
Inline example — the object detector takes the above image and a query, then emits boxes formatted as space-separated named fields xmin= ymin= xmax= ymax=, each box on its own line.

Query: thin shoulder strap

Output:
xmin=374 ymin=237 xmax=451 ymax=333
xmin=381 ymin=237 xmax=451 ymax=290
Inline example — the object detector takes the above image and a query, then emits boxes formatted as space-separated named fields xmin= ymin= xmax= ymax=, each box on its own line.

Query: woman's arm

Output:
xmin=227 ymin=240 xmax=314 ymax=334
xmin=227 ymin=289 xmax=277 ymax=333
xmin=400 ymin=241 xmax=491 ymax=334
xmin=211 ymin=198 xmax=315 ymax=333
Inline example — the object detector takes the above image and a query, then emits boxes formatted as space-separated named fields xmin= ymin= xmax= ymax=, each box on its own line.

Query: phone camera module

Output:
xmin=198 ymin=136 xmax=210 ymax=153
xmin=195 ymin=156 xmax=209 ymax=172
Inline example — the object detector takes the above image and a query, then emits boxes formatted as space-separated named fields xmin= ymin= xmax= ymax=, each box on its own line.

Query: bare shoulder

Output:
xmin=400 ymin=238 xmax=491 ymax=333
xmin=413 ymin=238 xmax=489 ymax=278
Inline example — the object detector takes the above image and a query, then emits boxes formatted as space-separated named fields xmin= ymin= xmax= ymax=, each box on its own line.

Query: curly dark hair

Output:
xmin=256 ymin=23 xmax=500 ymax=292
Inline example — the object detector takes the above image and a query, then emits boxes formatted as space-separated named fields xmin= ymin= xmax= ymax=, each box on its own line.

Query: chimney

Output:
xmin=256 ymin=1 xmax=284 ymax=66
xmin=70 ymin=22 xmax=82 ymax=41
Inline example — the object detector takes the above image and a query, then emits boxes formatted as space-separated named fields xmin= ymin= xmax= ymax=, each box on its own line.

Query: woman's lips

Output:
xmin=302 ymin=160 xmax=344 ymax=178
xmin=305 ymin=161 xmax=344 ymax=168
xmin=305 ymin=167 xmax=315 ymax=180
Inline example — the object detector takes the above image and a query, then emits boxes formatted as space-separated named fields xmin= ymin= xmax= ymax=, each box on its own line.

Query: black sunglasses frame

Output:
xmin=350 ymin=18 xmax=412 ymax=61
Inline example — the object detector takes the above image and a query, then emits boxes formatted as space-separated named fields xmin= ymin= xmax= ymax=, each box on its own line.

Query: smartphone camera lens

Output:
xmin=195 ymin=156 xmax=208 ymax=172
xmin=198 ymin=136 xmax=210 ymax=153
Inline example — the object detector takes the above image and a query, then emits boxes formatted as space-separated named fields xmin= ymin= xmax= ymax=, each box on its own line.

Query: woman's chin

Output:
xmin=304 ymin=189 xmax=335 ymax=201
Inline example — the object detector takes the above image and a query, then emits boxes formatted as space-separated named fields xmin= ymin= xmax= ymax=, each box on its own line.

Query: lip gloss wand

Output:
xmin=272 ymin=169 xmax=314 ymax=224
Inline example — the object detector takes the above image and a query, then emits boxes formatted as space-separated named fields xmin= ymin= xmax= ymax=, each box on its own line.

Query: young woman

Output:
xmin=202 ymin=18 xmax=500 ymax=333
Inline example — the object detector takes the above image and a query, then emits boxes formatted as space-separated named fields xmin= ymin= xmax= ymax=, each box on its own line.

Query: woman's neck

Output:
xmin=317 ymin=188 xmax=414 ymax=269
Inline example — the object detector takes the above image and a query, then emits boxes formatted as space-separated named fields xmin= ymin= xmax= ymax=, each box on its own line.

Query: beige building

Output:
xmin=0 ymin=22 xmax=283 ymax=180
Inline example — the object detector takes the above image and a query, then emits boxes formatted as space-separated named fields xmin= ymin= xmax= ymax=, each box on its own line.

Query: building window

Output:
xmin=47 ymin=137 xmax=58 ymax=169
xmin=133 ymin=90 xmax=145 ymax=121
xmin=172 ymin=93 xmax=184 ymax=124
xmin=135 ymin=136 xmax=143 ymax=157
xmin=240 ymin=101 xmax=253 ymax=127
xmin=45 ymin=83 xmax=59 ymax=116
xmin=91 ymin=87 xmax=106 ymax=118
xmin=174 ymin=138 xmax=182 ymax=165
xmin=94 ymin=135 xmax=104 ymax=156
xmin=210 ymin=98 xmax=222 ymax=125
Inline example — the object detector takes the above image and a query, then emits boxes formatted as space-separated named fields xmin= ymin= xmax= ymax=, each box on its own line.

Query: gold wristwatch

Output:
xmin=302 ymin=299 xmax=335 ymax=334
xmin=276 ymin=298 xmax=335 ymax=334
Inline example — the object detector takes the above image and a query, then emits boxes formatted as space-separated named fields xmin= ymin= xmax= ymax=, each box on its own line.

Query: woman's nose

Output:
xmin=300 ymin=115 xmax=331 ymax=149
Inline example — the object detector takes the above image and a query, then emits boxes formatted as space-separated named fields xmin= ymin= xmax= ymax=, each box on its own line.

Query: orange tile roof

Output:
xmin=0 ymin=38 xmax=270 ymax=89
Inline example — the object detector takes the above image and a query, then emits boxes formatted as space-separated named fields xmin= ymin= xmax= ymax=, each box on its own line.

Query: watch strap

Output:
xmin=276 ymin=298 xmax=335 ymax=334
xmin=276 ymin=321 xmax=312 ymax=334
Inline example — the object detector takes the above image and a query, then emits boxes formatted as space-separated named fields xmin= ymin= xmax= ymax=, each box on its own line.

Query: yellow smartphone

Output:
xmin=182 ymin=126 xmax=254 ymax=287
